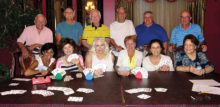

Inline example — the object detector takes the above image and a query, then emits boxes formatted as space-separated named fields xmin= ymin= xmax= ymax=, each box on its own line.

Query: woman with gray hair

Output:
xmin=85 ymin=37 xmax=115 ymax=76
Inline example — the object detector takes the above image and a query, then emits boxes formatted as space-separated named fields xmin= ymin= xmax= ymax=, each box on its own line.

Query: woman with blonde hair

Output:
xmin=85 ymin=37 xmax=114 ymax=76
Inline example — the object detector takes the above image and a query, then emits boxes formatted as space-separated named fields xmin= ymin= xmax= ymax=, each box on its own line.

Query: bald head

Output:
xmin=180 ymin=10 xmax=192 ymax=26
xmin=117 ymin=7 xmax=127 ymax=22
xmin=34 ymin=14 xmax=47 ymax=31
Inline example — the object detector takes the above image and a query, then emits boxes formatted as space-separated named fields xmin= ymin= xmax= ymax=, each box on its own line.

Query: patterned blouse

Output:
xmin=175 ymin=50 xmax=213 ymax=69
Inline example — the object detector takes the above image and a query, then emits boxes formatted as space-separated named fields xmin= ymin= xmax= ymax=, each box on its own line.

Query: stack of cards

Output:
xmin=31 ymin=90 xmax=54 ymax=97
xmin=47 ymin=86 xmax=74 ymax=95
xmin=137 ymin=94 xmax=151 ymax=99
xmin=76 ymin=88 xmax=94 ymax=93
xmin=8 ymin=83 xmax=19 ymax=86
xmin=131 ymin=67 xmax=148 ymax=79
xmin=67 ymin=96 xmax=83 ymax=102
xmin=64 ymin=75 xmax=74 ymax=82
xmin=1 ymin=90 xmax=27 ymax=96
xmin=154 ymin=88 xmax=168 ymax=92
xmin=13 ymin=78 xmax=31 ymax=81
xmin=93 ymin=64 xmax=107 ymax=72
xmin=125 ymin=88 xmax=152 ymax=94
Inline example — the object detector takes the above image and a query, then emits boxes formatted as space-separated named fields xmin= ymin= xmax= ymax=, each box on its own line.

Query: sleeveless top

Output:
xmin=92 ymin=53 xmax=114 ymax=72
xmin=35 ymin=57 xmax=55 ymax=70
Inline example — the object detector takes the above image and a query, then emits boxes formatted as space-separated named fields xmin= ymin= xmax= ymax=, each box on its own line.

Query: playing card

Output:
xmin=13 ymin=78 xmax=31 ymax=81
xmin=67 ymin=96 xmax=83 ymax=102
xmin=63 ymin=75 xmax=74 ymax=82
xmin=76 ymin=88 xmax=94 ymax=93
xmin=67 ymin=54 xmax=79 ymax=62
xmin=154 ymin=88 xmax=168 ymax=92
xmin=47 ymin=86 xmax=74 ymax=95
xmin=118 ymin=66 xmax=130 ymax=71
xmin=125 ymin=88 xmax=152 ymax=94
xmin=8 ymin=83 xmax=19 ymax=86
xmin=1 ymin=90 xmax=27 ymax=96
xmin=31 ymin=90 xmax=54 ymax=97
xmin=137 ymin=94 xmax=151 ymax=99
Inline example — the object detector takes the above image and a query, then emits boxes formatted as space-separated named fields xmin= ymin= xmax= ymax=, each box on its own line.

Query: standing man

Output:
xmin=136 ymin=11 xmax=169 ymax=54
xmin=17 ymin=14 xmax=53 ymax=59
xmin=56 ymin=7 xmax=83 ymax=46
xmin=82 ymin=9 xmax=110 ymax=49
xmin=169 ymin=10 xmax=207 ymax=52
xmin=110 ymin=7 xmax=136 ymax=52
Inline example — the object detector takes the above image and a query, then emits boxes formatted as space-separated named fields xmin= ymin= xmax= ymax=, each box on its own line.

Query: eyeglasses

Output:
xmin=180 ymin=16 xmax=191 ymax=19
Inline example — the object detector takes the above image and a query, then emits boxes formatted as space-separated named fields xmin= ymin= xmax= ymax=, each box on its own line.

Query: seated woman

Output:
xmin=116 ymin=35 xmax=143 ymax=76
xmin=142 ymin=39 xmax=174 ymax=71
xmin=24 ymin=43 xmax=57 ymax=76
xmin=56 ymin=38 xmax=84 ymax=72
xmin=175 ymin=34 xmax=214 ymax=76
xmin=85 ymin=37 xmax=114 ymax=76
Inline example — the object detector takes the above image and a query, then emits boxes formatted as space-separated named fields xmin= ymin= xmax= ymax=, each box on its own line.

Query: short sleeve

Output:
xmin=170 ymin=28 xmax=177 ymax=44
xmin=56 ymin=23 xmax=62 ymax=34
xmin=175 ymin=51 xmax=183 ymax=67
xmin=198 ymin=52 xmax=213 ymax=68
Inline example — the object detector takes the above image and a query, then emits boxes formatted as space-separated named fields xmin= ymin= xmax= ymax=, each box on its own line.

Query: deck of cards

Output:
xmin=31 ymin=90 xmax=54 ymax=97
xmin=1 ymin=90 xmax=27 ymax=96
xmin=93 ymin=64 xmax=107 ymax=72
xmin=67 ymin=96 xmax=83 ymax=102
xmin=8 ymin=83 xmax=19 ymax=86
xmin=76 ymin=88 xmax=94 ymax=93
xmin=47 ymin=86 xmax=74 ymax=95
xmin=64 ymin=75 xmax=74 ymax=82
xmin=137 ymin=94 xmax=151 ymax=99
xmin=13 ymin=78 xmax=31 ymax=81
xmin=131 ymin=67 xmax=148 ymax=79
xmin=125 ymin=88 xmax=152 ymax=94
xmin=154 ymin=88 xmax=168 ymax=92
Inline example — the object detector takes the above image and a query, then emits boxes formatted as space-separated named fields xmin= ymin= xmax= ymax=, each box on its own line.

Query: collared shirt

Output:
xmin=116 ymin=50 xmax=143 ymax=69
xmin=56 ymin=21 xmax=83 ymax=44
xmin=175 ymin=50 xmax=213 ymax=69
xmin=82 ymin=24 xmax=110 ymax=45
xmin=17 ymin=25 xmax=53 ymax=46
xmin=110 ymin=20 xmax=136 ymax=49
xmin=170 ymin=23 xmax=204 ymax=47
xmin=135 ymin=22 xmax=169 ymax=48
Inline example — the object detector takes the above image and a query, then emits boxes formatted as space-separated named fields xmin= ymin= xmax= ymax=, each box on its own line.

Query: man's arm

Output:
xmin=17 ymin=42 xmax=30 ymax=59
xmin=110 ymin=38 xmax=123 ymax=51
xmin=78 ymin=36 xmax=82 ymax=46
xmin=82 ymin=40 xmax=91 ymax=49
xmin=56 ymin=33 xmax=62 ymax=46
xmin=163 ymin=41 xmax=168 ymax=54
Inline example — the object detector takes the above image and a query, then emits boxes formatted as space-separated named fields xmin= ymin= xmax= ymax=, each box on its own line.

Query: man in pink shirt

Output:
xmin=17 ymin=14 xmax=53 ymax=59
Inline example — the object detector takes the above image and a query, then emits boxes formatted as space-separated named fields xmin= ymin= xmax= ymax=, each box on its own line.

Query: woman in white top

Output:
xmin=25 ymin=43 xmax=57 ymax=76
xmin=85 ymin=37 xmax=114 ymax=76
xmin=116 ymin=35 xmax=143 ymax=76
xmin=142 ymin=39 xmax=174 ymax=71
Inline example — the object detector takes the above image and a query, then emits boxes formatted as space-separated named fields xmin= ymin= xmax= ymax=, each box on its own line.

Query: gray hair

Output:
xmin=89 ymin=9 xmax=101 ymax=19
xmin=34 ymin=14 xmax=47 ymax=23
xmin=89 ymin=37 xmax=110 ymax=58
xmin=116 ymin=7 xmax=126 ymax=13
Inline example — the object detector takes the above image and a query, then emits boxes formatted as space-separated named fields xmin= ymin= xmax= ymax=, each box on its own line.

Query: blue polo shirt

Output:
xmin=135 ymin=22 xmax=169 ymax=48
xmin=170 ymin=23 xmax=204 ymax=47
xmin=56 ymin=21 xmax=83 ymax=44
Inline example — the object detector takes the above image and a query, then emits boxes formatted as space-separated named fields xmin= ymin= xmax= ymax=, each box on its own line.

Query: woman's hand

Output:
xmin=93 ymin=68 xmax=103 ymax=76
xmin=41 ymin=70 xmax=49 ymax=76
xmin=157 ymin=65 xmax=170 ymax=71
xmin=71 ymin=58 xmax=80 ymax=65
xmin=189 ymin=66 xmax=205 ymax=76
xmin=117 ymin=70 xmax=130 ymax=76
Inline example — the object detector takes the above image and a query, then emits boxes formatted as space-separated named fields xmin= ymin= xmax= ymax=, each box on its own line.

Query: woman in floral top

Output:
xmin=175 ymin=34 xmax=214 ymax=76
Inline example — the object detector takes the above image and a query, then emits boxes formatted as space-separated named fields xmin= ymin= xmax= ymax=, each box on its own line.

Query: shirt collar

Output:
xmin=92 ymin=23 xmax=102 ymax=30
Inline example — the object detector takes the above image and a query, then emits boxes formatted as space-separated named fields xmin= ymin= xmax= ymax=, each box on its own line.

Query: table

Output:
xmin=0 ymin=72 xmax=122 ymax=107
xmin=0 ymin=72 xmax=220 ymax=107
xmin=121 ymin=71 xmax=220 ymax=106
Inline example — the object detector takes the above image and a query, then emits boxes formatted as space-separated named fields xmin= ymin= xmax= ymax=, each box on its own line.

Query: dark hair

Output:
xmin=147 ymin=39 xmax=164 ymax=56
xmin=41 ymin=43 xmax=57 ymax=58
xmin=64 ymin=7 xmax=75 ymax=13
xmin=124 ymin=35 xmax=136 ymax=45
xmin=183 ymin=34 xmax=199 ymax=46
xmin=59 ymin=38 xmax=79 ymax=56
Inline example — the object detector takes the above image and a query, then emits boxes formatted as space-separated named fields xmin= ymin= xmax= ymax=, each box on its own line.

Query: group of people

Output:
xmin=17 ymin=7 xmax=214 ymax=77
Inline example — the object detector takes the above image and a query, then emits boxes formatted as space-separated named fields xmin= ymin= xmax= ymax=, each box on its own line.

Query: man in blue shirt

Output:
xmin=169 ymin=10 xmax=207 ymax=52
xmin=56 ymin=7 xmax=83 ymax=46
xmin=136 ymin=11 xmax=169 ymax=54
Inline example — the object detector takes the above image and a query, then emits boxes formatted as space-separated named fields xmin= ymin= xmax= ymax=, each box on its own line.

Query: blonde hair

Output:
xmin=89 ymin=37 xmax=110 ymax=58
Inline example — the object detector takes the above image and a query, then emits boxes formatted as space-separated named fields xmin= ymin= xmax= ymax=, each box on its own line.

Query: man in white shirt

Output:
xmin=110 ymin=7 xmax=136 ymax=54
